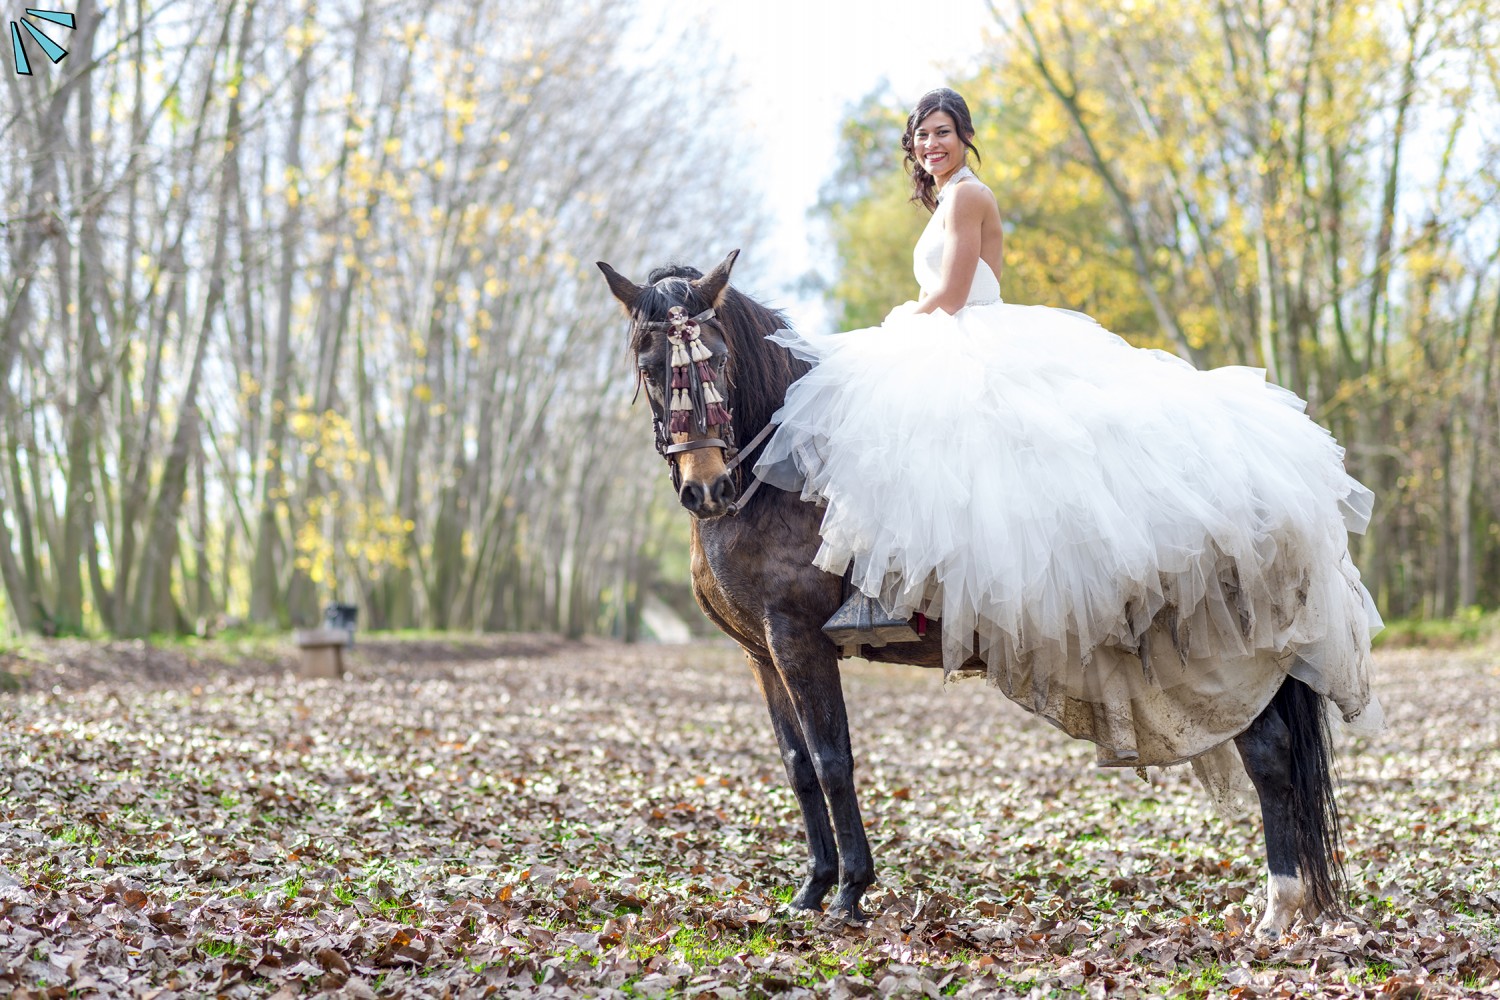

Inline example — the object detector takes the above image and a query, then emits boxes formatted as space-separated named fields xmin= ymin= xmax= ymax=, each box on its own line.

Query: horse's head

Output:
xmin=598 ymin=250 xmax=742 ymax=519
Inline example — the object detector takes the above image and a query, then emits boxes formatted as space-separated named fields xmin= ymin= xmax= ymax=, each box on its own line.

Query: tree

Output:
xmin=0 ymin=0 xmax=762 ymax=638
xmin=821 ymin=0 xmax=1500 ymax=617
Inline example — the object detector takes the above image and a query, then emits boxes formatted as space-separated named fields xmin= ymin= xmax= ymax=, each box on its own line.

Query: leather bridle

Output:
xmin=637 ymin=307 xmax=774 ymax=516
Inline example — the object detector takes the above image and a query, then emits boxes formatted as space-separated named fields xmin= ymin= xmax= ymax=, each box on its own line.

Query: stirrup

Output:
xmin=822 ymin=592 xmax=920 ymax=648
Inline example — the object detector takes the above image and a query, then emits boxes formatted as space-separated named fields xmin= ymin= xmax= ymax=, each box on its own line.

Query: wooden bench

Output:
xmin=292 ymin=627 xmax=353 ymax=679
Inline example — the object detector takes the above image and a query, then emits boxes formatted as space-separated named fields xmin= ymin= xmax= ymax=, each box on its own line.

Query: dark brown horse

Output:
xmin=596 ymin=251 xmax=1344 ymax=941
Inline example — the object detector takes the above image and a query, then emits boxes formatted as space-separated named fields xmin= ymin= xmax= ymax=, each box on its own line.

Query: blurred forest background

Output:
xmin=1 ymin=0 xmax=1496 ymax=640
xmin=0 ymin=0 xmax=755 ymax=639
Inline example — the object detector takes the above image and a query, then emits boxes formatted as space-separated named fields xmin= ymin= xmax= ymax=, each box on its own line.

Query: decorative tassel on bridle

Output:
xmin=633 ymin=297 xmax=775 ymax=516
xmin=666 ymin=306 xmax=732 ymax=433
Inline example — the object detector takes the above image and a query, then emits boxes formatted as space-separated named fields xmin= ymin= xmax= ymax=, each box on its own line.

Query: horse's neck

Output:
xmin=725 ymin=323 xmax=801 ymax=444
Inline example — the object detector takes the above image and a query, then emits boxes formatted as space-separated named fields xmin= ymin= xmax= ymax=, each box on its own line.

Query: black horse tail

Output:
xmin=1275 ymin=675 xmax=1344 ymax=914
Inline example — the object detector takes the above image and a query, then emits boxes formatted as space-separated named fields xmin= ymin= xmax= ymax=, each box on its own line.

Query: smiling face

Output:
xmin=900 ymin=89 xmax=981 ymax=211
xmin=912 ymin=110 xmax=964 ymax=182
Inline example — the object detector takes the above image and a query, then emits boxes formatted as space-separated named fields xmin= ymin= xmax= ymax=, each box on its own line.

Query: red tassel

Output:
xmin=670 ymin=410 xmax=690 ymax=433
xmin=696 ymin=361 xmax=715 ymax=382
xmin=671 ymin=368 xmax=690 ymax=389
xmin=706 ymin=404 xmax=732 ymax=427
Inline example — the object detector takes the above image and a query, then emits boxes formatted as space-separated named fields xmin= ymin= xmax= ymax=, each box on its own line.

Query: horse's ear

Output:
xmin=597 ymin=261 xmax=644 ymax=314
xmin=692 ymin=249 xmax=740 ymax=308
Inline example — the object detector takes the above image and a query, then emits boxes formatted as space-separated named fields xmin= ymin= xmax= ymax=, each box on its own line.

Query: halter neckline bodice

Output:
xmin=935 ymin=165 xmax=976 ymax=204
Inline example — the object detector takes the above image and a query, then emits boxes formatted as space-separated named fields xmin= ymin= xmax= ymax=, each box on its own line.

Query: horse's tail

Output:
xmin=1275 ymin=675 xmax=1344 ymax=914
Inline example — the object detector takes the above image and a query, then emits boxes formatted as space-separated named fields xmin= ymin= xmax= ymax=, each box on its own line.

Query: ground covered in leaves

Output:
xmin=1 ymin=636 xmax=1497 ymax=998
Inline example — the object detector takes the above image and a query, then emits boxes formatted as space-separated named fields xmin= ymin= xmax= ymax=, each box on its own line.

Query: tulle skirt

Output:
xmin=755 ymin=301 xmax=1383 ymax=766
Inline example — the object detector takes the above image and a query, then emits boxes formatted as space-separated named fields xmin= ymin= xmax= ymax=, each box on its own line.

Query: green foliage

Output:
xmin=819 ymin=0 xmax=1500 ymax=621
xmin=821 ymin=56 xmax=1165 ymax=347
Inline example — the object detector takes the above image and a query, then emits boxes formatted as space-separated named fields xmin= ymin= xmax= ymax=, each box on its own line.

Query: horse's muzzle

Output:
xmin=680 ymin=473 xmax=737 ymax=518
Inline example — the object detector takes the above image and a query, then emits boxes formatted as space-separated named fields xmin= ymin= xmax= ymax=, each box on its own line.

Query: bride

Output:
xmin=754 ymin=87 xmax=1383 ymax=739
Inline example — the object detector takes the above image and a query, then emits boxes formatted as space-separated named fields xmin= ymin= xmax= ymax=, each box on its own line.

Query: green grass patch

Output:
xmin=1164 ymin=962 xmax=1229 ymax=999
xmin=1373 ymin=607 xmax=1500 ymax=649
xmin=804 ymin=945 xmax=876 ymax=984
xmin=141 ymin=624 xmax=288 ymax=661
xmin=56 ymin=824 xmax=102 ymax=846
xmin=1350 ymin=959 xmax=1395 ymax=984
xmin=198 ymin=938 xmax=248 ymax=961
xmin=372 ymin=895 xmax=420 ymax=924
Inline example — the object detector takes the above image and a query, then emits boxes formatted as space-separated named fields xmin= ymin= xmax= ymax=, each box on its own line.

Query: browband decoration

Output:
xmin=666 ymin=306 xmax=731 ymax=433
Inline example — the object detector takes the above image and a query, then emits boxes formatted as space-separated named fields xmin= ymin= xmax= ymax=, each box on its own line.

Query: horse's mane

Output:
xmin=634 ymin=265 xmax=809 ymax=441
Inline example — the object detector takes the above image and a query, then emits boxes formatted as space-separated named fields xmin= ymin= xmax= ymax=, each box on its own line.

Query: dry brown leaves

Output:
xmin=0 ymin=638 xmax=1496 ymax=998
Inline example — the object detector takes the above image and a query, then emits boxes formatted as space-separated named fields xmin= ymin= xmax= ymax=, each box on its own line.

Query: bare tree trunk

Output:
xmin=1360 ymin=0 xmax=1426 ymax=373
xmin=0 ymin=9 xmax=78 ymax=632
xmin=126 ymin=1 xmax=245 ymax=635
xmin=56 ymin=0 xmax=104 ymax=634
xmin=250 ymin=0 xmax=302 ymax=626
xmin=1462 ymin=291 xmax=1500 ymax=608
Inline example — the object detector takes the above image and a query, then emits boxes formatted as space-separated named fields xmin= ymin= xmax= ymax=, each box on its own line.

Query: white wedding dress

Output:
xmin=755 ymin=167 xmax=1383 ymax=770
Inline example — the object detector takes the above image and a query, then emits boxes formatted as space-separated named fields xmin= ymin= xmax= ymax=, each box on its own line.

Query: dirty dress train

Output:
xmin=754 ymin=166 xmax=1383 ymax=781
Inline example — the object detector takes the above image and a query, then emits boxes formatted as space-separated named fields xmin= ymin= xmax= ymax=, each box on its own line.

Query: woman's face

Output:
xmin=912 ymin=110 xmax=964 ymax=180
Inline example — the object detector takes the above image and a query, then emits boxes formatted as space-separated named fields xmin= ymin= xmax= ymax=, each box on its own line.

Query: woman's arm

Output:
xmin=915 ymin=183 xmax=987 ymax=315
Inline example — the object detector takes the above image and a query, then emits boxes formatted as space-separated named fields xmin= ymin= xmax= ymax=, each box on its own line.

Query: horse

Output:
xmin=596 ymin=250 xmax=1344 ymax=942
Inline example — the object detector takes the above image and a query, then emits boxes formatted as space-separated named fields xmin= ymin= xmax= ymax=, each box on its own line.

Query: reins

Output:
xmin=719 ymin=419 xmax=776 ymax=514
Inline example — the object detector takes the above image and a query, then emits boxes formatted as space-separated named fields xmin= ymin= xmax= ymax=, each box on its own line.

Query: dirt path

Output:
xmin=1 ymin=639 xmax=1496 ymax=997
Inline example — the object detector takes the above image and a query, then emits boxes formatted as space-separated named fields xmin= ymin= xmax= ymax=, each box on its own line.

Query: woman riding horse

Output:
xmin=596 ymin=87 xmax=1381 ymax=941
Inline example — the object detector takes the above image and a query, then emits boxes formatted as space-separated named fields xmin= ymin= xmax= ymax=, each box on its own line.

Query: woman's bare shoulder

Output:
xmin=945 ymin=178 xmax=999 ymax=220
xmin=953 ymin=176 xmax=996 ymax=201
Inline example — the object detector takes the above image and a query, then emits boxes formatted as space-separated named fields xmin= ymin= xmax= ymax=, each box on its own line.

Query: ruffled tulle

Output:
xmin=756 ymin=302 xmax=1383 ymax=766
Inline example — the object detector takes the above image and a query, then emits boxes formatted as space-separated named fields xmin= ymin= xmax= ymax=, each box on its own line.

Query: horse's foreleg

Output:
xmin=1234 ymin=676 xmax=1342 ymax=941
xmin=764 ymin=617 xmax=874 ymax=920
xmin=747 ymin=652 xmax=839 ymax=910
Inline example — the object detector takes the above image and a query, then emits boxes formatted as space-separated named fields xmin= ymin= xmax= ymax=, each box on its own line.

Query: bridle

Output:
xmin=636 ymin=305 xmax=775 ymax=516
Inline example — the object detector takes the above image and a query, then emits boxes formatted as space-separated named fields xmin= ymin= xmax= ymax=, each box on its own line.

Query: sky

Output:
xmin=636 ymin=0 xmax=997 ymax=333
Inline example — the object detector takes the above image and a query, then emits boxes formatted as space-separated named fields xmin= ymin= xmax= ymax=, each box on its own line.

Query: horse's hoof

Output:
xmin=826 ymin=895 xmax=869 ymax=926
xmin=790 ymin=880 xmax=833 ymax=912
xmin=819 ymin=907 xmax=868 ymax=930
xmin=1251 ymin=912 xmax=1291 ymax=944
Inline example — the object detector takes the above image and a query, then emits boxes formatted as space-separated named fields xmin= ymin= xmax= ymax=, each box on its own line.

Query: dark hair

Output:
xmin=900 ymin=88 xmax=981 ymax=213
